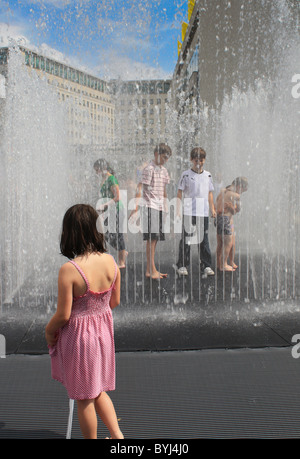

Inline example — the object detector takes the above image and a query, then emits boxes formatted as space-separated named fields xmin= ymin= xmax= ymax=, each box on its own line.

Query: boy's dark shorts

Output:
xmin=216 ymin=215 xmax=232 ymax=235
xmin=142 ymin=207 xmax=165 ymax=241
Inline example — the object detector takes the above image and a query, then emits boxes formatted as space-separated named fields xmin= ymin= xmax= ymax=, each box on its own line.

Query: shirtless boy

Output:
xmin=216 ymin=177 xmax=248 ymax=271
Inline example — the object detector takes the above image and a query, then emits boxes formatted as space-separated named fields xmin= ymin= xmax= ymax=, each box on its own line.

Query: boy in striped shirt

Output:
xmin=131 ymin=143 xmax=172 ymax=279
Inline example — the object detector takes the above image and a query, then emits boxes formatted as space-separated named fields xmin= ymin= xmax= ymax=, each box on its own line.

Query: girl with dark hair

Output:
xmin=45 ymin=204 xmax=124 ymax=439
xmin=94 ymin=159 xmax=128 ymax=268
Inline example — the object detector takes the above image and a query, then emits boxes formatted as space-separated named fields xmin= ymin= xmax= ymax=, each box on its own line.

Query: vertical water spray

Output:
xmin=0 ymin=0 xmax=299 ymax=316
xmin=0 ymin=46 xmax=74 ymax=311
xmin=166 ymin=0 xmax=300 ymax=304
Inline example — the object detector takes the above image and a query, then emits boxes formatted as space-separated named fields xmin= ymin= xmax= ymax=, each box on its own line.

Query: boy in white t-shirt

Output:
xmin=176 ymin=147 xmax=216 ymax=276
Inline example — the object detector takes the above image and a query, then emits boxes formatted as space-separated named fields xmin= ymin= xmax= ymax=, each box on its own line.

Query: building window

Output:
xmin=187 ymin=45 xmax=199 ymax=80
xmin=164 ymin=82 xmax=171 ymax=93
xmin=0 ymin=49 xmax=8 ymax=64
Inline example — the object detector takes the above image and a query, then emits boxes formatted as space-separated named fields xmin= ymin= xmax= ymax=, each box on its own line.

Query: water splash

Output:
xmin=0 ymin=47 xmax=74 ymax=309
xmin=0 ymin=0 xmax=299 ymax=315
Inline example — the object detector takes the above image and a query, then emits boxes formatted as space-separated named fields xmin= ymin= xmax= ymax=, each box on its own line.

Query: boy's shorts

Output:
xmin=216 ymin=215 xmax=233 ymax=235
xmin=142 ymin=207 xmax=165 ymax=241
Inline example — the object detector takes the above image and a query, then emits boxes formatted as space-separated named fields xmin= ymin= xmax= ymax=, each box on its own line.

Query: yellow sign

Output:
xmin=182 ymin=22 xmax=188 ymax=42
xmin=188 ymin=0 xmax=195 ymax=21
xmin=178 ymin=40 xmax=182 ymax=56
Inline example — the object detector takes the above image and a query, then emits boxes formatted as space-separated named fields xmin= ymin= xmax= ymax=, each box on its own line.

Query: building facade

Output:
xmin=172 ymin=0 xmax=297 ymax=113
xmin=0 ymin=46 xmax=173 ymax=157
xmin=109 ymin=79 xmax=171 ymax=155
xmin=0 ymin=46 xmax=115 ymax=147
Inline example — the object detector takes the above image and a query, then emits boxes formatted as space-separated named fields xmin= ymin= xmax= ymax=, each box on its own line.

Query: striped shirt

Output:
xmin=142 ymin=160 xmax=170 ymax=211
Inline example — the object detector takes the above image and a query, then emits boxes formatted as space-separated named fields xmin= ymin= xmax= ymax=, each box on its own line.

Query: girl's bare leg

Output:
xmin=220 ymin=235 xmax=234 ymax=271
xmin=95 ymin=392 xmax=124 ymax=439
xmin=77 ymin=399 xmax=98 ymax=439
xmin=216 ymin=234 xmax=222 ymax=269
xmin=118 ymin=250 xmax=128 ymax=268
xmin=229 ymin=233 xmax=237 ymax=268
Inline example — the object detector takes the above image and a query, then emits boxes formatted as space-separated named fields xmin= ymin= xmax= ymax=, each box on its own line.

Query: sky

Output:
xmin=0 ymin=0 xmax=189 ymax=80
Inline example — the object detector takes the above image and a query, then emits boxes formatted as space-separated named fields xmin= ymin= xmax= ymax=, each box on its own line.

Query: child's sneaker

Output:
xmin=177 ymin=266 xmax=188 ymax=276
xmin=203 ymin=267 xmax=215 ymax=276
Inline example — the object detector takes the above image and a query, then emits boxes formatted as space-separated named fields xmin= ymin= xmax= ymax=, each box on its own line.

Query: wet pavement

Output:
xmin=1 ymin=254 xmax=299 ymax=354
xmin=1 ymin=347 xmax=300 ymax=439
xmin=1 ymin=298 xmax=300 ymax=355
xmin=0 ymin=254 xmax=300 ymax=439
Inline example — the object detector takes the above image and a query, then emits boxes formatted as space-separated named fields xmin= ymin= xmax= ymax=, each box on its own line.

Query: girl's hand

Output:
xmin=45 ymin=330 xmax=58 ymax=347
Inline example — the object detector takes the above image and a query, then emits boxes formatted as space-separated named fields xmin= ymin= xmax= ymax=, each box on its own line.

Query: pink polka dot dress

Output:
xmin=49 ymin=257 xmax=117 ymax=400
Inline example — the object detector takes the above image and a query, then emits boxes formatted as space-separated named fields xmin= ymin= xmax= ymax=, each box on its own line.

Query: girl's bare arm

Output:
xmin=110 ymin=267 xmax=121 ymax=310
xmin=45 ymin=264 xmax=73 ymax=345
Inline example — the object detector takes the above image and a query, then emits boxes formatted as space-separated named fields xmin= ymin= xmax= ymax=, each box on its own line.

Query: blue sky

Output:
xmin=0 ymin=0 xmax=188 ymax=79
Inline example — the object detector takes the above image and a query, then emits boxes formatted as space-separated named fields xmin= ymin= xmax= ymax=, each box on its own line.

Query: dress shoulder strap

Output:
xmin=69 ymin=260 xmax=90 ymax=291
xmin=69 ymin=256 xmax=117 ymax=292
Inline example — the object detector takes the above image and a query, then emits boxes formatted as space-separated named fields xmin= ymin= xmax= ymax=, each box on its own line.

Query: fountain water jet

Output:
xmin=0 ymin=47 xmax=81 ymax=312
xmin=0 ymin=0 xmax=299 ymax=327
xmin=164 ymin=0 xmax=300 ymax=306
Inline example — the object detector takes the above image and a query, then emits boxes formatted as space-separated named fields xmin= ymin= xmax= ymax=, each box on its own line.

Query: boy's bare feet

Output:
xmin=219 ymin=264 xmax=235 ymax=271
xmin=145 ymin=271 xmax=168 ymax=279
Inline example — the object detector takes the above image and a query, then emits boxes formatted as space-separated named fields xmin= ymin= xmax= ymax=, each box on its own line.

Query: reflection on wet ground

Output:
xmin=1 ymin=254 xmax=299 ymax=354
